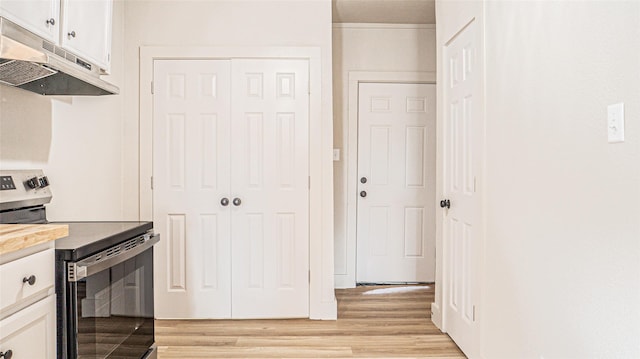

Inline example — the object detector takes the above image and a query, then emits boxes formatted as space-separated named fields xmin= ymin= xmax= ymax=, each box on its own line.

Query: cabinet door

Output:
xmin=60 ymin=0 xmax=112 ymax=71
xmin=0 ymin=0 xmax=59 ymax=43
xmin=0 ymin=295 xmax=56 ymax=359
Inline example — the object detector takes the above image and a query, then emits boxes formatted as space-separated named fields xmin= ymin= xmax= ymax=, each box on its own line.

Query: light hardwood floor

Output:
xmin=156 ymin=284 xmax=465 ymax=358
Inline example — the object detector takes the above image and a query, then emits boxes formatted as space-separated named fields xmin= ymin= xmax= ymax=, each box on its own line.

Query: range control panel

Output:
xmin=0 ymin=176 xmax=17 ymax=191
xmin=0 ymin=170 xmax=53 ymax=211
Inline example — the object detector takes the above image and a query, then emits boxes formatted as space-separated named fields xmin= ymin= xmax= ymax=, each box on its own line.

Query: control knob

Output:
xmin=26 ymin=177 xmax=39 ymax=189
xmin=38 ymin=176 xmax=49 ymax=188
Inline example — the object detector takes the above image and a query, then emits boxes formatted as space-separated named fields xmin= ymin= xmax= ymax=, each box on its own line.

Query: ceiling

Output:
xmin=332 ymin=0 xmax=436 ymax=24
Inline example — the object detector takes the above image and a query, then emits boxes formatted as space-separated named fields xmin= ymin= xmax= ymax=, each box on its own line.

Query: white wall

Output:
xmin=122 ymin=0 xmax=336 ymax=318
xmin=437 ymin=0 xmax=640 ymax=357
xmin=332 ymin=24 xmax=436 ymax=287
xmin=0 ymin=0 xmax=126 ymax=221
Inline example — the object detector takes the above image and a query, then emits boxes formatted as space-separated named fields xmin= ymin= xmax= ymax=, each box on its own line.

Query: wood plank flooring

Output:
xmin=155 ymin=284 xmax=465 ymax=358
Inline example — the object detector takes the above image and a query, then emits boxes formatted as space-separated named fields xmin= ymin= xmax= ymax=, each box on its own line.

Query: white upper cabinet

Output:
xmin=60 ymin=0 xmax=113 ymax=72
xmin=0 ymin=0 xmax=113 ymax=72
xmin=0 ymin=0 xmax=60 ymax=43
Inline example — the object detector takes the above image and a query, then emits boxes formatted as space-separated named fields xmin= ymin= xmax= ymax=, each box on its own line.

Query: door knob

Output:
xmin=360 ymin=191 xmax=367 ymax=198
xmin=22 ymin=275 xmax=36 ymax=286
xmin=360 ymin=177 xmax=367 ymax=184
xmin=220 ymin=198 xmax=229 ymax=206
xmin=0 ymin=350 xmax=13 ymax=359
xmin=46 ymin=18 xmax=55 ymax=26
xmin=440 ymin=199 xmax=450 ymax=209
xmin=232 ymin=198 xmax=242 ymax=206
xmin=68 ymin=30 xmax=76 ymax=38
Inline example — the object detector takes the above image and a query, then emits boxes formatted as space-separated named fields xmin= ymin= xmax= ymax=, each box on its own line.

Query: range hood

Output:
xmin=0 ymin=17 xmax=118 ymax=96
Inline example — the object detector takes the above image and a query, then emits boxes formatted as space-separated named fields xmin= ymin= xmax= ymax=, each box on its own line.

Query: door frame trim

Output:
xmin=336 ymin=71 xmax=436 ymax=289
xmin=139 ymin=46 xmax=337 ymax=320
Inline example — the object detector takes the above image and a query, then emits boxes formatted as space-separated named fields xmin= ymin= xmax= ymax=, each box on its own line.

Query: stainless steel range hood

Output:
xmin=0 ymin=17 xmax=119 ymax=96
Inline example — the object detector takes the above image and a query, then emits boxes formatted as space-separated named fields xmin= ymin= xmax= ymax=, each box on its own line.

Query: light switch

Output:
xmin=608 ymin=103 xmax=624 ymax=143
xmin=333 ymin=149 xmax=341 ymax=161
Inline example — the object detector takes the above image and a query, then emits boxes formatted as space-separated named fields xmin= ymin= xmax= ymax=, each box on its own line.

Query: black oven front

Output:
xmin=60 ymin=232 xmax=159 ymax=359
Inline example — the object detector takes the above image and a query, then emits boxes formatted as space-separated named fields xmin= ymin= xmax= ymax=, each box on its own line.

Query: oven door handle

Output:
xmin=67 ymin=233 xmax=160 ymax=282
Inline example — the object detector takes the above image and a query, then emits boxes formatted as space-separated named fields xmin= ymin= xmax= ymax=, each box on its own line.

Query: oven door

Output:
xmin=66 ymin=234 xmax=159 ymax=358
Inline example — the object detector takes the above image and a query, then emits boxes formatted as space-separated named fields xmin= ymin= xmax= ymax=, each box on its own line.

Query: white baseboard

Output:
xmin=334 ymin=274 xmax=356 ymax=289
xmin=310 ymin=297 xmax=338 ymax=320
xmin=431 ymin=302 xmax=443 ymax=330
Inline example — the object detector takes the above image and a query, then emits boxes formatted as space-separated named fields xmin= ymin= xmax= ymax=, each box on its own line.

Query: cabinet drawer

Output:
xmin=0 ymin=248 xmax=54 ymax=314
xmin=0 ymin=295 xmax=55 ymax=359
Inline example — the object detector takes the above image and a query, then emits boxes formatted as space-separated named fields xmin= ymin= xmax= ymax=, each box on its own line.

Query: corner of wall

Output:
xmin=310 ymin=296 xmax=338 ymax=320
xmin=431 ymin=301 xmax=443 ymax=329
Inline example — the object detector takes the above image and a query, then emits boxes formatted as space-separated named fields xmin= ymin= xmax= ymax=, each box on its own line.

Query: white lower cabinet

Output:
xmin=0 ymin=248 xmax=55 ymax=313
xmin=0 ymin=295 xmax=56 ymax=359
xmin=0 ymin=243 xmax=56 ymax=359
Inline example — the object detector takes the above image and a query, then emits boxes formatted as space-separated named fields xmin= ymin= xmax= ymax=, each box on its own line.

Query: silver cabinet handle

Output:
xmin=68 ymin=31 xmax=76 ymax=38
xmin=220 ymin=198 xmax=229 ymax=206
xmin=46 ymin=18 xmax=55 ymax=25
xmin=232 ymin=198 xmax=242 ymax=206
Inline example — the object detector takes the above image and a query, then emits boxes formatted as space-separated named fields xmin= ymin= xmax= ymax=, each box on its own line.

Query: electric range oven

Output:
xmin=56 ymin=222 xmax=158 ymax=359
xmin=0 ymin=170 xmax=158 ymax=359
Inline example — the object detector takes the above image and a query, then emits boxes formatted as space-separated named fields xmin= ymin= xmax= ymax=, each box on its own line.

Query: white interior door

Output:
xmin=231 ymin=59 xmax=310 ymax=318
xmin=153 ymin=59 xmax=232 ymax=319
xmin=356 ymin=83 xmax=436 ymax=283
xmin=443 ymin=20 xmax=482 ymax=356
xmin=153 ymin=58 xmax=310 ymax=319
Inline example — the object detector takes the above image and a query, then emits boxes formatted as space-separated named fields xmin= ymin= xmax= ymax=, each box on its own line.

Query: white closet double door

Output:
xmin=153 ymin=59 xmax=310 ymax=319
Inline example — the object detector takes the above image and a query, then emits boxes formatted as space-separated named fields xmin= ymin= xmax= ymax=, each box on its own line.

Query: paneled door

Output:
xmin=442 ymin=20 xmax=482 ymax=356
xmin=153 ymin=58 xmax=310 ymax=319
xmin=153 ymin=59 xmax=233 ymax=318
xmin=230 ymin=60 xmax=310 ymax=318
xmin=356 ymin=83 xmax=436 ymax=283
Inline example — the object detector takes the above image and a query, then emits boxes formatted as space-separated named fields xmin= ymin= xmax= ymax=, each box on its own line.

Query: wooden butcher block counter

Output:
xmin=0 ymin=224 xmax=68 ymax=256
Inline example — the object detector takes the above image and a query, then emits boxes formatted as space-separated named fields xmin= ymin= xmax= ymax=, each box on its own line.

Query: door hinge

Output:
xmin=151 ymin=81 xmax=154 ymax=94
xmin=473 ymin=305 xmax=476 ymax=321
xmin=151 ymin=176 xmax=154 ymax=190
